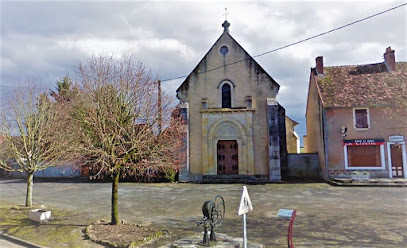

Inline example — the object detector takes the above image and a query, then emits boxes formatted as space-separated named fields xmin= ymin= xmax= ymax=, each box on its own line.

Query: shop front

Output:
xmin=343 ymin=137 xmax=407 ymax=178
xmin=344 ymin=139 xmax=386 ymax=171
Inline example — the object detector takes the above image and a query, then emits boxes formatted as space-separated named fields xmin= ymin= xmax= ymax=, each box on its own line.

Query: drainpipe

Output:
xmin=322 ymin=109 xmax=329 ymax=179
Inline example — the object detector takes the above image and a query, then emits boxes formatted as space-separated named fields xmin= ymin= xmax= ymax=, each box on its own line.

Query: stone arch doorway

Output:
xmin=205 ymin=118 xmax=253 ymax=175
xmin=217 ymin=140 xmax=239 ymax=174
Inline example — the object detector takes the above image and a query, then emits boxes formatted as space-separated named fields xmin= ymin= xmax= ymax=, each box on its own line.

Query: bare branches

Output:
xmin=72 ymin=54 xmax=187 ymax=224
xmin=0 ymin=84 xmax=82 ymax=206
xmin=0 ymin=85 xmax=80 ymax=173
xmin=73 ymin=54 xmax=178 ymax=175
xmin=0 ymin=54 xmax=186 ymax=211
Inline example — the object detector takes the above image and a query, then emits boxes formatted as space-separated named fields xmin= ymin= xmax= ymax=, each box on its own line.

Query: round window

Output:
xmin=220 ymin=46 xmax=229 ymax=55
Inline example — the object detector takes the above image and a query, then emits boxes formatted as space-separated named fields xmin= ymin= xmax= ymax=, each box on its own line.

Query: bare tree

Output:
xmin=72 ymin=55 xmax=185 ymax=225
xmin=0 ymin=86 xmax=80 ymax=206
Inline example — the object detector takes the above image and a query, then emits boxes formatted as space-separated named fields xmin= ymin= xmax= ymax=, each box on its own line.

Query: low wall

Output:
xmin=5 ymin=164 xmax=81 ymax=178
xmin=285 ymin=153 xmax=320 ymax=178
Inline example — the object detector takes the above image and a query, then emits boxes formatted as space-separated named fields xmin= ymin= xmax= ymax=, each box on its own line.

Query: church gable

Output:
xmin=177 ymin=21 xmax=286 ymax=183
xmin=176 ymin=21 xmax=280 ymax=104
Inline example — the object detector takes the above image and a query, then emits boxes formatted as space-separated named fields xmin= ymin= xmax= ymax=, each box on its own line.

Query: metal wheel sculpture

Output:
xmin=210 ymin=195 xmax=225 ymax=227
xmin=198 ymin=194 xmax=226 ymax=245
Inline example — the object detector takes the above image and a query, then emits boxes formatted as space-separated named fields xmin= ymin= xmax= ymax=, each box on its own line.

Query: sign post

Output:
xmin=238 ymin=186 xmax=253 ymax=248
xmin=277 ymin=209 xmax=297 ymax=248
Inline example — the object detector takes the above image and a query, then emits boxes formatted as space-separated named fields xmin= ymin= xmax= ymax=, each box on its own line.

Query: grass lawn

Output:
xmin=0 ymin=204 xmax=98 ymax=248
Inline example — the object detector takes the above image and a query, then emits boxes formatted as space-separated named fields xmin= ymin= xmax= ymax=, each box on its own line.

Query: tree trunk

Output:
xmin=111 ymin=170 xmax=120 ymax=225
xmin=26 ymin=172 xmax=34 ymax=207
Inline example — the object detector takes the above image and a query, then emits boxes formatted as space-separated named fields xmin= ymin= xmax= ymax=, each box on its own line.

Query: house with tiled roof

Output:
xmin=305 ymin=47 xmax=407 ymax=179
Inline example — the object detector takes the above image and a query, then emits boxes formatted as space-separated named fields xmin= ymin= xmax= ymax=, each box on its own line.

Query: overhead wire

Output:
xmin=0 ymin=3 xmax=405 ymax=86
xmin=160 ymin=2 xmax=406 ymax=82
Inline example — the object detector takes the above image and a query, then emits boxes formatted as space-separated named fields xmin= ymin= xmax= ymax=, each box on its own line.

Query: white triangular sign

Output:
xmin=238 ymin=186 xmax=253 ymax=215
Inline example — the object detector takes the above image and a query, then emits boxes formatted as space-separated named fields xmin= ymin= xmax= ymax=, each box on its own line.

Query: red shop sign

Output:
xmin=344 ymin=139 xmax=385 ymax=146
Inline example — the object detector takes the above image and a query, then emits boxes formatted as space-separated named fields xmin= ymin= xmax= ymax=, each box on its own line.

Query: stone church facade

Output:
xmin=177 ymin=21 xmax=286 ymax=182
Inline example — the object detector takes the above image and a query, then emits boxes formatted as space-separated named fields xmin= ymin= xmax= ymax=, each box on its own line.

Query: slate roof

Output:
xmin=315 ymin=62 xmax=407 ymax=107
xmin=285 ymin=116 xmax=299 ymax=126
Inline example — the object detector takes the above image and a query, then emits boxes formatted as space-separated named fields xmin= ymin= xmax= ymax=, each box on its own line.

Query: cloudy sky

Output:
xmin=1 ymin=0 xmax=406 ymax=140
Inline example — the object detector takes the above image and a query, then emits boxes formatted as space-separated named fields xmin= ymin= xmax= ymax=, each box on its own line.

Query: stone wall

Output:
xmin=5 ymin=164 xmax=81 ymax=178
xmin=267 ymin=102 xmax=283 ymax=181
xmin=285 ymin=153 xmax=320 ymax=178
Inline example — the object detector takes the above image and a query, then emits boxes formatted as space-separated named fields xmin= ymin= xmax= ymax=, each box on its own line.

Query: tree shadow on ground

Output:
xmin=149 ymin=212 xmax=407 ymax=248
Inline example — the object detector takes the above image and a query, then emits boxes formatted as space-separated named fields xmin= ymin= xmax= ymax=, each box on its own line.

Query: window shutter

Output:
xmin=355 ymin=109 xmax=368 ymax=128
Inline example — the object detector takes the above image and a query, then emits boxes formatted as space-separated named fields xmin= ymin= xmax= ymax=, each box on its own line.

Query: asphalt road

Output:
xmin=0 ymin=238 xmax=23 ymax=248
xmin=0 ymin=232 xmax=44 ymax=248
xmin=0 ymin=179 xmax=406 ymax=247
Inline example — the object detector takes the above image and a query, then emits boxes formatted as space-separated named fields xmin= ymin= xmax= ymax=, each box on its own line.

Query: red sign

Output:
xmin=344 ymin=139 xmax=385 ymax=146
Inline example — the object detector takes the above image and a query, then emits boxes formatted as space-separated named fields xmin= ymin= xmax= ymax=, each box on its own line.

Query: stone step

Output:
xmin=202 ymin=175 xmax=268 ymax=184
xmin=329 ymin=178 xmax=407 ymax=187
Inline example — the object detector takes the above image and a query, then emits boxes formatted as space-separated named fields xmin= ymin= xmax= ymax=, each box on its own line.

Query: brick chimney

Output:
xmin=384 ymin=47 xmax=396 ymax=72
xmin=316 ymin=56 xmax=324 ymax=75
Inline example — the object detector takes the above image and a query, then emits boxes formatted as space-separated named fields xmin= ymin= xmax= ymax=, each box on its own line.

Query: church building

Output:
xmin=177 ymin=21 xmax=287 ymax=183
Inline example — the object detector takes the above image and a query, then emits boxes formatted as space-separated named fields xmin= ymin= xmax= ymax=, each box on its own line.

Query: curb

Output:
xmin=327 ymin=179 xmax=407 ymax=187
xmin=0 ymin=232 xmax=46 ymax=248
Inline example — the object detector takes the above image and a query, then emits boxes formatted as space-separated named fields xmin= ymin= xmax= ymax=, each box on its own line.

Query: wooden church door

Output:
xmin=217 ymin=140 xmax=239 ymax=175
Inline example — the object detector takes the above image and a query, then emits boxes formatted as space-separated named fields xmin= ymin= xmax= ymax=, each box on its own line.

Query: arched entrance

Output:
xmin=204 ymin=117 xmax=254 ymax=175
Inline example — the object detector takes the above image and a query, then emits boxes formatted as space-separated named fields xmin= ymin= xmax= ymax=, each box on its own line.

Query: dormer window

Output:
xmin=221 ymin=83 xmax=231 ymax=108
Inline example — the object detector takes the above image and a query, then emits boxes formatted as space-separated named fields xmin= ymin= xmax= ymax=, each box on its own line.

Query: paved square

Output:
xmin=0 ymin=179 xmax=406 ymax=247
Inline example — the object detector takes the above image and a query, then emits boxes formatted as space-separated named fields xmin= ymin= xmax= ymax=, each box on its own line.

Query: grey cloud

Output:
xmin=2 ymin=1 xmax=140 ymax=39
xmin=1 ymin=1 xmax=406 ymax=143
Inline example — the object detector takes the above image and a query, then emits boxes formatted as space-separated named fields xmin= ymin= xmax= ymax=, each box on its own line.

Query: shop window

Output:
xmin=353 ymin=108 xmax=369 ymax=129
xmin=347 ymin=145 xmax=381 ymax=167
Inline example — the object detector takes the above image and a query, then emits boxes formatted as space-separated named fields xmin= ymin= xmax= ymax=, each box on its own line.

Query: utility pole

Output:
xmin=157 ymin=80 xmax=162 ymax=133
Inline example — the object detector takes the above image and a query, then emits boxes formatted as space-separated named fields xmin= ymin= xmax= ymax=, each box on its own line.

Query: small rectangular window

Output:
xmin=201 ymin=98 xmax=208 ymax=110
xmin=354 ymin=108 xmax=369 ymax=129
xmin=246 ymin=96 xmax=252 ymax=109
